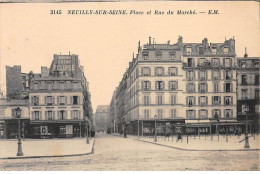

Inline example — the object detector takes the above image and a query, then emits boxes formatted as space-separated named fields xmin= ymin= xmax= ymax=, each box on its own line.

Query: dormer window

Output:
xmin=212 ymin=47 xmax=217 ymax=55
xmin=254 ymin=61 xmax=259 ymax=68
xmin=186 ymin=47 xmax=192 ymax=55
xmin=156 ymin=52 xmax=162 ymax=60
xmin=47 ymin=82 xmax=52 ymax=91
xmin=241 ymin=61 xmax=246 ymax=69
xmin=224 ymin=47 xmax=229 ymax=54
xmin=169 ymin=52 xmax=176 ymax=60
xmin=199 ymin=47 xmax=204 ymax=55
xmin=142 ymin=52 xmax=149 ymax=60
xmin=33 ymin=83 xmax=39 ymax=90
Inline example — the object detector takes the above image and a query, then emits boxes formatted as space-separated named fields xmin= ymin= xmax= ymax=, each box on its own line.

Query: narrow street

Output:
xmin=0 ymin=134 xmax=259 ymax=171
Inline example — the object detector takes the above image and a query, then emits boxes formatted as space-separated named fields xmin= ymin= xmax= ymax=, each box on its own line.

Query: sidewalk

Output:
xmin=112 ymin=133 xmax=260 ymax=151
xmin=0 ymin=138 xmax=95 ymax=159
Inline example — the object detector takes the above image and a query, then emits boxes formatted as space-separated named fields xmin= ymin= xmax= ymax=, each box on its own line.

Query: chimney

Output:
xmin=149 ymin=36 xmax=151 ymax=45
xmin=244 ymin=47 xmax=248 ymax=58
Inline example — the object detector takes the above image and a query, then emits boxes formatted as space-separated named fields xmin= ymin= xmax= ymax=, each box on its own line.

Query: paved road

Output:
xmin=0 ymin=133 xmax=259 ymax=170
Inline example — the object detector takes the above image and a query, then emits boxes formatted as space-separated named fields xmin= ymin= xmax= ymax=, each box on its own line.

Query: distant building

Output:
xmin=95 ymin=105 xmax=110 ymax=132
xmin=237 ymin=50 xmax=260 ymax=132
xmin=108 ymin=90 xmax=117 ymax=133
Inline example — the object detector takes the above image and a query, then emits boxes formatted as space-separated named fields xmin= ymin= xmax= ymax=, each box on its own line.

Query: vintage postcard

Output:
xmin=0 ymin=0 xmax=259 ymax=171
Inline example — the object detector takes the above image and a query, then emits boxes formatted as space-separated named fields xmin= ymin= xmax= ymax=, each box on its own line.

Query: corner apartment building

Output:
xmin=111 ymin=36 xmax=241 ymax=136
xmin=29 ymin=54 xmax=92 ymax=138
xmin=237 ymin=52 xmax=260 ymax=132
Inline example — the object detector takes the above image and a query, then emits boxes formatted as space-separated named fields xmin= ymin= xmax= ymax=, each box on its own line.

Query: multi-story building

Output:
xmin=108 ymin=90 xmax=117 ymax=133
xmin=29 ymin=53 xmax=92 ymax=138
xmin=94 ymin=105 xmax=110 ymax=132
xmin=111 ymin=36 xmax=241 ymax=136
xmin=237 ymin=51 xmax=260 ymax=132
xmin=0 ymin=99 xmax=30 ymax=139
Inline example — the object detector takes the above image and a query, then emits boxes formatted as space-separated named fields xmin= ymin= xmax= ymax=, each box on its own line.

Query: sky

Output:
xmin=0 ymin=1 xmax=259 ymax=111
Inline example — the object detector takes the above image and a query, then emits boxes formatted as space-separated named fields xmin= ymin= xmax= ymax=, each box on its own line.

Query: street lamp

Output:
xmin=137 ymin=119 xmax=140 ymax=139
xmin=15 ymin=107 xmax=23 ymax=156
xmin=244 ymin=114 xmax=250 ymax=148
xmin=154 ymin=114 xmax=157 ymax=142
xmin=86 ymin=120 xmax=89 ymax=144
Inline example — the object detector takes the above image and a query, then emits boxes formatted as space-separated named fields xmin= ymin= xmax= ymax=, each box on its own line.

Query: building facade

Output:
xmin=110 ymin=36 xmax=244 ymax=136
xmin=237 ymin=53 xmax=260 ymax=132
xmin=94 ymin=105 xmax=110 ymax=132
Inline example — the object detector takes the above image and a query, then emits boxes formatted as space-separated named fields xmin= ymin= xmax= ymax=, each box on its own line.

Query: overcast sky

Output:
xmin=0 ymin=1 xmax=259 ymax=111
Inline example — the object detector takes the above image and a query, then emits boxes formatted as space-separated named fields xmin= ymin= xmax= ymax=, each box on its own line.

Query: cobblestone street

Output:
xmin=0 ymin=133 xmax=259 ymax=171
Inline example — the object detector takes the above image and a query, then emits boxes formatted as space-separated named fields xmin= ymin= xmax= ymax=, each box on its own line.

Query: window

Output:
xmin=188 ymin=58 xmax=193 ymax=67
xmin=187 ymin=70 xmax=194 ymax=80
xmin=225 ymin=109 xmax=232 ymax=118
xmin=156 ymin=52 xmax=162 ymax=60
xmin=169 ymin=81 xmax=178 ymax=90
xmin=66 ymin=125 xmax=73 ymax=135
xmin=199 ymin=58 xmax=206 ymax=66
xmin=143 ymin=96 xmax=150 ymax=105
xmin=157 ymin=109 xmax=163 ymax=118
xmin=242 ymin=104 xmax=249 ymax=114
xmin=32 ymin=96 xmax=39 ymax=105
xmin=199 ymin=83 xmax=207 ymax=93
xmin=46 ymin=96 xmax=53 ymax=105
xmin=225 ymin=70 xmax=232 ymax=80
xmin=59 ymin=126 xmax=66 ymax=134
xmin=72 ymin=110 xmax=79 ymax=119
xmin=156 ymin=67 xmax=163 ymax=76
xmin=213 ymin=71 xmax=219 ymax=80
xmin=157 ymin=95 xmax=163 ymax=105
xmin=212 ymin=47 xmax=217 ymax=55
xmin=142 ymin=67 xmax=150 ymax=76
xmin=170 ymin=95 xmax=176 ymax=105
xmin=144 ymin=109 xmax=150 ymax=119
xmin=213 ymin=109 xmax=220 ymax=118
xmin=199 ymin=110 xmax=207 ymax=119
xmin=255 ymin=90 xmax=259 ymax=100
xmin=187 ymin=110 xmax=195 ymax=119
xmin=199 ymin=71 xmax=206 ymax=80
xmin=242 ymin=75 xmax=247 ymax=85
xmin=73 ymin=96 xmax=78 ymax=105
xmin=241 ymin=89 xmax=247 ymax=99
xmin=254 ymin=61 xmax=259 ymax=68
xmin=59 ymin=110 xmax=66 ymax=120
xmin=156 ymin=81 xmax=164 ymax=90
xmin=47 ymin=111 xmax=53 ymax=120
xmin=255 ymin=75 xmax=259 ymax=85
xmin=224 ymin=96 xmax=232 ymax=106
xmin=47 ymin=82 xmax=52 ymax=91
xmin=212 ymin=96 xmax=221 ymax=106
xmin=171 ymin=109 xmax=176 ymax=118
xmin=34 ymin=111 xmax=40 ymax=120
xmin=225 ymin=83 xmax=231 ymax=92
xmin=187 ymin=83 xmax=195 ymax=93
xmin=186 ymin=47 xmax=192 ymax=55
xmin=59 ymin=96 xmax=66 ymax=105
xmin=187 ymin=96 xmax=195 ymax=106
xmin=169 ymin=67 xmax=177 ymax=76
xmin=59 ymin=82 xmax=65 ymax=90
xmin=34 ymin=83 xmax=39 ymax=90
xmin=143 ymin=81 xmax=150 ymax=91
xmin=73 ymin=82 xmax=78 ymax=89
xmin=213 ymin=58 xmax=219 ymax=67
xmin=224 ymin=58 xmax=231 ymax=68
xmin=169 ymin=52 xmax=176 ymax=60
xmin=199 ymin=96 xmax=207 ymax=106
xmin=224 ymin=47 xmax=229 ymax=54
xmin=241 ymin=61 xmax=246 ymax=69
xmin=199 ymin=47 xmax=204 ymax=55
xmin=41 ymin=126 xmax=48 ymax=135
xmin=142 ymin=52 xmax=149 ymax=60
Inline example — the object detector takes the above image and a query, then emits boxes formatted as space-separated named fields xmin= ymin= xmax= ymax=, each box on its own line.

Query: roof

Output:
xmin=0 ymin=99 xmax=29 ymax=106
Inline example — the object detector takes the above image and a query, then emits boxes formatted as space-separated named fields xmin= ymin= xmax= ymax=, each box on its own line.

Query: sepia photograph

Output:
xmin=0 ymin=1 xmax=259 ymax=171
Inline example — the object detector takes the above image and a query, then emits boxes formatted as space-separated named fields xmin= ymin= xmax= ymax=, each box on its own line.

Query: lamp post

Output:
xmin=86 ymin=121 xmax=89 ymax=144
xmin=79 ymin=122 xmax=81 ymax=138
xmin=22 ymin=122 xmax=25 ymax=141
xmin=137 ymin=119 xmax=140 ymax=139
xmin=15 ymin=107 xmax=23 ymax=156
xmin=244 ymin=114 xmax=250 ymax=148
xmin=154 ymin=115 xmax=157 ymax=142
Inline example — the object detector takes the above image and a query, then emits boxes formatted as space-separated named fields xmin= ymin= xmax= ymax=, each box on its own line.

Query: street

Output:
xmin=0 ymin=133 xmax=259 ymax=171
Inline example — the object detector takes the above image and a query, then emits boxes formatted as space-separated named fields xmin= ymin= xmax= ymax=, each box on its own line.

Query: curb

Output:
xmin=0 ymin=139 xmax=95 ymax=160
xmin=134 ymin=138 xmax=260 ymax=152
